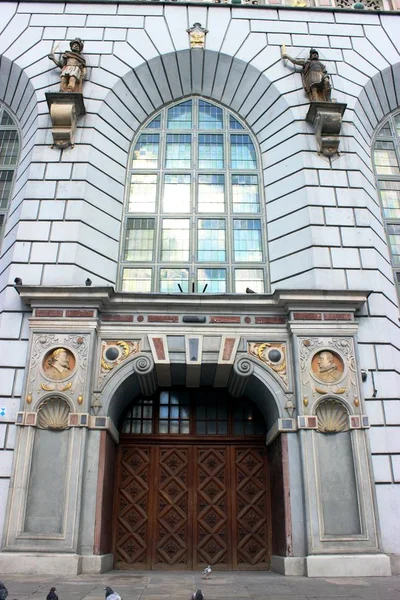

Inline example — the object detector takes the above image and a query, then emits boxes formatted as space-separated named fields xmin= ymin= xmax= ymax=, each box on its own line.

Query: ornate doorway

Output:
xmin=113 ymin=388 xmax=270 ymax=570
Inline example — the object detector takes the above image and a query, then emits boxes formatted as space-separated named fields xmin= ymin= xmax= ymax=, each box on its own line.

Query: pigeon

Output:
xmin=14 ymin=278 xmax=22 ymax=286
xmin=104 ymin=587 xmax=122 ymax=600
xmin=245 ymin=287 xmax=256 ymax=294
xmin=46 ymin=588 xmax=58 ymax=600
xmin=0 ymin=582 xmax=8 ymax=600
xmin=85 ymin=278 xmax=92 ymax=286
xmin=192 ymin=591 xmax=204 ymax=600
xmin=202 ymin=565 xmax=212 ymax=579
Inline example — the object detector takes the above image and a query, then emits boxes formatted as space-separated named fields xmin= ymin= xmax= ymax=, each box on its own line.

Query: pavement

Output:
xmin=3 ymin=571 xmax=400 ymax=600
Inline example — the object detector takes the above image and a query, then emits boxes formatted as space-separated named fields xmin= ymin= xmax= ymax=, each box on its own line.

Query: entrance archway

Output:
xmin=113 ymin=387 xmax=271 ymax=570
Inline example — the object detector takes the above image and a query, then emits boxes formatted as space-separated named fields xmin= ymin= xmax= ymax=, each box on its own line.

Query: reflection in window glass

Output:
xmin=147 ymin=115 xmax=161 ymax=129
xmin=377 ymin=122 xmax=392 ymax=137
xmin=132 ymin=134 xmax=159 ymax=168
xmin=235 ymin=269 xmax=264 ymax=293
xmin=128 ymin=174 xmax=157 ymax=212
xmin=231 ymin=134 xmax=257 ymax=169
xmin=229 ymin=115 xmax=244 ymax=130
xmin=387 ymin=224 xmax=400 ymax=266
xmin=233 ymin=219 xmax=262 ymax=261
xmin=124 ymin=218 xmax=154 ymax=261
xmin=0 ymin=171 xmax=13 ymax=209
xmin=198 ymin=175 xmax=224 ymax=213
xmin=161 ymin=218 xmax=190 ymax=261
xmin=232 ymin=175 xmax=259 ymax=213
xmin=197 ymin=219 xmax=226 ymax=262
xmin=163 ymin=174 xmax=191 ymax=212
xmin=160 ymin=268 xmax=189 ymax=292
xmin=165 ymin=134 xmax=191 ymax=168
xmin=122 ymin=268 xmax=152 ymax=292
xmin=395 ymin=115 xmax=400 ymax=137
xmin=0 ymin=131 xmax=19 ymax=165
xmin=379 ymin=181 xmax=400 ymax=219
xmin=197 ymin=268 xmax=226 ymax=293
xmin=199 ymin=134 xmax=223 ymax=169
xmin=374 ymin=141 xmax=399 ymax=175
xmin=1 ymin=111 xmax=14 ymax=126
xmin=199 ymin=100 xmax=223 ymax=130
xmin=167 ymin=101 xmax=192 ymax=129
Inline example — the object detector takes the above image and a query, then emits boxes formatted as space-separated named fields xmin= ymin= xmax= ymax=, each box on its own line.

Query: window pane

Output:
xmin=199 ymin=134 xmax=223 ymax=169
xmin=167 ymin=101 xmax=192 ymax=129
xmin=374 ymin=141 xmax=399 ymax=175
xmin=147 ymin=115 xmax=161 ymax=129
xmin=199 ymin=100 xmax=223 ymax=130
xmin=197 ymin=268 xmax=226 ymax=293
xmin=163 ymin=174 xmax=191 ymax=212
xmin=377 ymin=122 xmax=392 ymax=137
xmin=387 ymin=224 xmax=400 ymax=266
xmin=122 ymin=268 xmax=152 ymax=292
xmin=132 ymin=133 xmax=159 ymax=168
xmin=0 ymin=170 xmax=13 ymax=209
xmin=0 ymin=131 xmax=19 ymax=166
xmin=197 ymin=219 xmax=226 ymax=262
xmin=229 ymin=115 xmax=244 ymax=130
xmin=160 ymin=268 xmax=189 ymax=292
xmin=379 ymin=181 xmax=400 ymax=219
xmin=1 ymin=110 xmax=15 ymax=126
xmin=232 ymin=175 xmax=260 ymax=213
xmin=233 ymin=219 xmax=262 ymax=261
xmin=161 ymin=218 xmax=190 ymax=261
xmin=165 ymin=134 xmax=191 ymax=168
xmin=198 ymin=174 xmax=224 ymax=213
xmin=235 ymin=269 xmax=264 ymax=293
xmin=395 ymin=115 xmax=400 ymax=137
xmin=124 ymin=218 xmax=154 ymax=261
xmin=231 ymin=134 xmax=257 ymax=169
xmin=128 ymin=174 xmax=157 ymax=212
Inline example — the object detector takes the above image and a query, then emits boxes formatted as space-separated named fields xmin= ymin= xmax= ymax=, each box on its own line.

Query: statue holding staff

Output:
xmin=281 ymin=47 xmax=331 ymax=103
xmin=48 ymin=38 xmax=86 ymax=93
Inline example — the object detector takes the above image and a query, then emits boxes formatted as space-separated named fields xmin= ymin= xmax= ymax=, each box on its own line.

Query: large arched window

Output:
xmin=373 ymin=112 xmax=400 ymax=291
xmin=0 ymin=105 xmax=19 ymax=240
xmin=120 ymin=98 xmax=267 ymax=294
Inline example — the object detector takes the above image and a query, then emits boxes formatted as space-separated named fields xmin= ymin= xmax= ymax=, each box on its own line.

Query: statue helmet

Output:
xmin=309 ymin=48 xmax=319 ymax=58
xmin=70 ymin=38 xmax=84 ymax=51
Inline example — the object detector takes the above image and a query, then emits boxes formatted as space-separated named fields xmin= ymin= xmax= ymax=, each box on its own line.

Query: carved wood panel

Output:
xmin=114 ymin=442 xmax=270 ymax=570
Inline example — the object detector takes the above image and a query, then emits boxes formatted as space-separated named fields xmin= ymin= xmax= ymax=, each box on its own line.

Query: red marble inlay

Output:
xmin=293 ymin=312 xmax=322 ymax=320
xmin=137 ymin=315 xmax=144 ymax=322
xmin=153 ymin=338 xmax=166 ymax=360
xmin=222 ymin=338 xmax=236 ymax=361
xmin=323 ymin=313 xmax=352 ymax=321
xmin=35 ymin=309 xmax=63 ymax=317
xmin=308 ymin=417 xmax=317 ymax=428
xmin=244 ymin=316 xmax=251 ymax=324
xmin=210 ymin=316 xmax=240 ymax=324
xmin=102 ymin=314 xmax=133 ymax=322
xmin=66 ymin=309 xmax=94 ymax=318
xmin=148 ymin=315 xmax=179 ymax=323
xmin=255 ymin=316 xmax=286 ymax=324
xmin=26 ymin=414 xmax=36 ymax=425
xmin=69 ymin=414 xmax=79 ymax=425
xmin=350 ymin=416 xmax=360 ymax=428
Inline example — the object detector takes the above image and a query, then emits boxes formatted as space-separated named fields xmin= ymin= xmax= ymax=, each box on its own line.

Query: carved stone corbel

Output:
xmin=132 ymin=354 xmax=157 ymax=396
xmin=228 ymin=357 xmax=254 ymax=398
xmin=45 ymin=92 xmax=85 ymax=149
xmin=306 ymin=102 xmax=347 ymax=157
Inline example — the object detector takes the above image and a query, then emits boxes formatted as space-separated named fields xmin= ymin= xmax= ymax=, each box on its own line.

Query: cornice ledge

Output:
xmin=17 ymin=285 xmax=114 ymax=308
xmin=273 ymin=289 xmax=370 ymax=311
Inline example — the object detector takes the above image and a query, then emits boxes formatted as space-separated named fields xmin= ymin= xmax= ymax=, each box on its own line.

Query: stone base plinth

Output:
xmin=0 ymin=552 xmax=113 ymax=574
xmin=306 ymin=553 xmax=391 ymax=577
xmin=271 ymin=555 xmax=306 ymax=576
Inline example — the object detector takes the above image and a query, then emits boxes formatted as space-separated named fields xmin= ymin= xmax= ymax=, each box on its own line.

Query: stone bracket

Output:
xmin=131 ymin=353 xmax=157 ymax=396
xmin=306 ymin=102 xmax=347 ymax=157
xmin=228 ymin=357 xmax=254 ymax=398
xmin=46 ymin=92 xmax=86 ymax=149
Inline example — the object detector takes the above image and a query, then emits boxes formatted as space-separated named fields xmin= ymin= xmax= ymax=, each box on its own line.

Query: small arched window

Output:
xmin=0 ymin=105 xmax=20 ymax=240
xmin=373 ymin=112 xmax=400 ymax=291
xmin=120 ymin=98 xmax=267 ymax=294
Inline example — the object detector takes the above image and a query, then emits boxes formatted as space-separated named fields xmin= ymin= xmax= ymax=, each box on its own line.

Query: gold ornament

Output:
xmin=303 ymin=396 xmax=309 ymax=407
xmin=77 ymin=394 xmax=83 ymax=405
xmin=41 ymin=382 xmax=55 ymax=391
xmin=354 ymin=397 xmax=360 ymax=407
xmin=314 ymin=386 xmax=328 ymax=395
xmin=26 ymin=393 xmax=32 ymax=404
xmin=58 ymin=382 xmax=72 ymax=392
xmin=333 ymin=387 xmax=347 ymax=395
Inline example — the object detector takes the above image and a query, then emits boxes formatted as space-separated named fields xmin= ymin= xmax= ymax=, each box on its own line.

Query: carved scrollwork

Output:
xmin=132 ymin=353 xmax=157 ymax=397
xmin=37 ymin=397 xmax=70 ymax=430
xmin=316 ymin=399 xmax=349 ymax=433
xmin=248 ymin=342 xmax=288 ymax=388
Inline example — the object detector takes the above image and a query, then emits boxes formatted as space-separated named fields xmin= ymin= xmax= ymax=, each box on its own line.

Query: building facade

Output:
xmin=0 ymin=0 xmax=399 ymax=577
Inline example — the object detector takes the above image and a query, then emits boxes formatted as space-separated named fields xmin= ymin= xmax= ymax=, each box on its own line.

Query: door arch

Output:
xmin=113 ymin=387 xmax=271 ymax=570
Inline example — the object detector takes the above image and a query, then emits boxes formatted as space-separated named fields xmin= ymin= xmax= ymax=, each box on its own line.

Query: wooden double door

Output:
xmin=114 ymin=440 xmax=270 ymax=570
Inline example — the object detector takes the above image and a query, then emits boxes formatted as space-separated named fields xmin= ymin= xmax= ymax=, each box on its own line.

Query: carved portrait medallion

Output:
xmin=311 ymin=350 xmax=344 ymax=384
xmin=42 ymin=347 xmax=75 ymax=381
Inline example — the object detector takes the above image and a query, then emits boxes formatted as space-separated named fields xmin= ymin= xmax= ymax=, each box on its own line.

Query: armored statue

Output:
xmin=48 ymin=38 xmax=86 ymax=93
xmin=281 ymin=47 xmax=331 ymax=102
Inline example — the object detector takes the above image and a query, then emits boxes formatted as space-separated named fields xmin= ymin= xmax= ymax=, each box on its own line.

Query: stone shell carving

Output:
xmin=316 ymin=400 xmax=349 ymax=433
xmin=37 ymin=397 xmax=70 ymax=430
